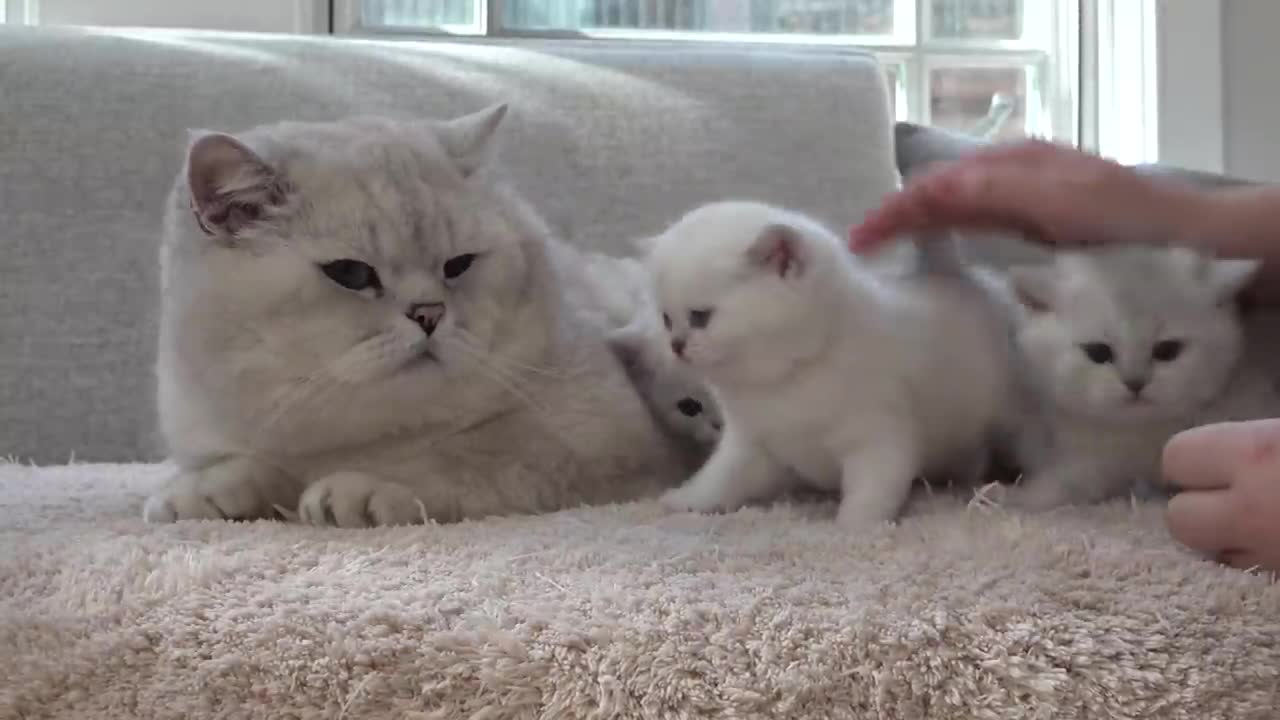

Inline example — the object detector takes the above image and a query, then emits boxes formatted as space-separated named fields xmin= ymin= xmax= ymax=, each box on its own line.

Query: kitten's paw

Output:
xmin=834 ymin=502 xmax=897 ymax=534
xmin=659 ymin=484 xmax=739 ymax=514
xmin=298 ymin=472 xmax=425 ymax=528
xmin=1001 ymin=479 xmax=1074 ymax=512
xmin=143 ymin=459 xmax=289 ymax=523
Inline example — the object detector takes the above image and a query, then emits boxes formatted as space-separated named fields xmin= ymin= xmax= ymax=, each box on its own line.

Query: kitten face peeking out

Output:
xmin=608 ymin=321 xmax=723 ymax=451
xmin=1010 ymin=247 xmax=1258 ymax=423
xmin=645 ymin=202 xmax=839 ymax=387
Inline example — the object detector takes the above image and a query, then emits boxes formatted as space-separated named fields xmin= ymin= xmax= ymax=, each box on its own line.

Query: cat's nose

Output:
xmin=670 ymin=338 xmax=686 ymax=357
xmin=1124 ymin=377 xmax=1148 ymax=396
xmin=406 ymin=302 xmax=446 ymax=336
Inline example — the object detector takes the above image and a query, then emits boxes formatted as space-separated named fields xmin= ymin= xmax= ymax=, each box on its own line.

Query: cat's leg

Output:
xmin=297 ymin=472 xmax=427 ymax=528
xmin=836 ymin=435 xmax=921 ymax=532
xmin=1001 ymin=463 xmax=1127 ymax=511
xmin=660 ymin=426 xmax=787 ymax=513
xmin=143 ymin=456 xmax=302 ymax=523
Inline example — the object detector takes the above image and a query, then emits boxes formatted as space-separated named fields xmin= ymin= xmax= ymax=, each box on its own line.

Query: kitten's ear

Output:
xmin=747 ymin=223 xmax=804 ymax=277
xmin=606 ymin=324 xmax=655 ymax=382
xmin=1008 ymin=264 xmax=1057 ymax=313
xmin=185 ymin=131 xmax=287 ymax=241
xmin=1205 ymin=258 xmax=1261 ymax=305
xmin=435 ymin=103 xmax=508 ymax=178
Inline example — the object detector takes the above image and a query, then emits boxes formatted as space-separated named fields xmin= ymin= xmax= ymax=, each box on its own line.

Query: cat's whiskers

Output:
xmin=439 ymin=336 xmax=549 ymax=417
xmin=453 ymin=326 xmax=571 ymax=379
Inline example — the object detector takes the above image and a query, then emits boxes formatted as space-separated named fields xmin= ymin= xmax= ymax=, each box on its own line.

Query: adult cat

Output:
xmin=144 ymin=105 xmax=684 ymax=527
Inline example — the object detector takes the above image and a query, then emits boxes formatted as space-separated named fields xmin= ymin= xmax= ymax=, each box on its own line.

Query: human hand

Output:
xmin=850 ymin=139 xmax=1206 ymax=254
xmin=1163 ymin=419 xmax=1280 ymax=574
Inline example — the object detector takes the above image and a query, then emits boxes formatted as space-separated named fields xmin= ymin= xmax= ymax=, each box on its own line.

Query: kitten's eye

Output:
xmin=1152 ymin=339 xmax=1185 ymax=362
xmin=662 ymin=313 xmax=672 ymax=330
xmin=1080 ymin=342 xmax=1114 ymax=364
xmin=320 ymin=259 xmax=381 ymax=292
xmin=443 ymin=253 xmax=477 ymax=280
xmin=688 ymin=309 xmax=714 ymax=329
xmin=676 ymin=397 xmax=703 ymax=417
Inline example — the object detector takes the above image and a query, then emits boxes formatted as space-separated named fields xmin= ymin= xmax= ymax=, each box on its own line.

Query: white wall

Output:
xmin=1222 ymin=0 xmax=1280 ymax=182
xmin=33 ymin=0 xmax=327 ymax=34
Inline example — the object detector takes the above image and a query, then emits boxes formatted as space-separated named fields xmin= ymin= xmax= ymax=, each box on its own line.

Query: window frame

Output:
xmin=336 ymin=1 xmax=1081 ymax=146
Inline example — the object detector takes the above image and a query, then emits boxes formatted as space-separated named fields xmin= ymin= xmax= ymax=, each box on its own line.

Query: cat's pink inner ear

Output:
xmin=749 ymin=224 xmax=802 ymax=278
xmin=186 ymin=133 xmax=283 ymax=238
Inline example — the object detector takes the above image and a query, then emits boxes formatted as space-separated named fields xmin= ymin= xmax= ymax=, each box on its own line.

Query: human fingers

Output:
xmin=1162 ymin=419 xmax=1280 ymax=491
xmin=1166 ymin=489 xmax=1245 ymax=554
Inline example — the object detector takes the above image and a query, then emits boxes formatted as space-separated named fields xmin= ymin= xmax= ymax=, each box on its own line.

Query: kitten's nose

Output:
xmin=1124 ymin=377 xmax=1148 ymax=396
xmin=406 ymin=302 xmax=446 ymax=336
xmin=670 ymin=338 xmax=686 ymax=357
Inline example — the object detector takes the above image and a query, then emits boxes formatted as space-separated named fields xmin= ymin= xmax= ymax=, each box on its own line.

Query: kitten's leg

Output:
xmin=836 ymin=436 xmax=921 ymax=532
xmin=143 ymin=456 xmax=302 ymax=523
xmin=1001 ymin=463 xmax=1126 ymax=511
xmin=297 ymin=472 xmax=426 ymax=528
xmin=660 ymin=427 xmax=786 ymax=513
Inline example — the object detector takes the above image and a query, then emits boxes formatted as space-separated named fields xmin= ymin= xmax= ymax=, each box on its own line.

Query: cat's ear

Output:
xmin=606 ymin=324 xmax=655 ymax=382
xmin=435 ymin=103 xmax=508 ymax=178
xmin=1008 ymin=264 xmax=1057 ymax=313
xmin=185 ymin=131 xmax=288 ymax=241
xmin=1205 ymin=257 xmax=1260 ymax=305
xmin=747 ymin=223 xmax=804 ymax=278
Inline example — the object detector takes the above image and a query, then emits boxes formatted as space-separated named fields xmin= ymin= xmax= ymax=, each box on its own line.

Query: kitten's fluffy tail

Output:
xmin=912 ymin=229 xmax=969 ymax=277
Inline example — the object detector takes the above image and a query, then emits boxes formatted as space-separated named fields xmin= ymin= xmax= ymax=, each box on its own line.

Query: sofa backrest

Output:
xmin=0 ymin=25 xmax=898 ymax=462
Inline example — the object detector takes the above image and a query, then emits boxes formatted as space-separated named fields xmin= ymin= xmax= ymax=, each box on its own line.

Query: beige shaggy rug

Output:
xmin=2 ymin=462 xmax=1279 ymax=719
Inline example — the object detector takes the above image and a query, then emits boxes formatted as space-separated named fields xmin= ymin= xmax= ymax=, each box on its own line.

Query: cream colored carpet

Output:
xmin=2 ymin=462 xmax=1279 ymax=719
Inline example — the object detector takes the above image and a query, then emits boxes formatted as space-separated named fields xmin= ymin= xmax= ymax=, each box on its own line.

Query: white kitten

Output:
xmin=607 ymin=316 xmax=723 ymax=468
xmin=1002 ymin=246 xmax=1272 ymax=509
xmin=645 ymin=201 xmax=1021 ymax=530
xmin=145 ymin=105 xmax=685 ymax=527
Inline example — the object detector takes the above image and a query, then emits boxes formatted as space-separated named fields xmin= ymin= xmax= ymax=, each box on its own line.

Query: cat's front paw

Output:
xmin=659 ymin=483 xmax=739 ymax=514
xmin=1000 ymin=476 xmax=1077 ymax=512
xmin=298 ymin=472 xmax=425 ymax=528
xmin=834 ymin=502 xmax=897 ymax=534
xmin=143 ymin=458 xmax=292 ymax=523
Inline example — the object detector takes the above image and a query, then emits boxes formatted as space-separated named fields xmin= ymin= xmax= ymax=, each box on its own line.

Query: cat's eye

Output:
xmin=1080 ymin=342 xmax=1114 ymax=364
xmin=320 ymin=259 xmax=381 ymax=292
xmin=688 ymin=309 xmax=714 ymax=329
xmin=1152 ymin=339 xmax=1185 ymax=362
xmin=662 ymin=313 xmax=672 ymax=330
xmin=676 ymin=397 xmax=703 ymax=417
xmin=443 ymin=253 xmax=477 ymax=280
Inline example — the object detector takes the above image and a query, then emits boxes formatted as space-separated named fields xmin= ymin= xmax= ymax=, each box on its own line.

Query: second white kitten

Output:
xmin=644 ymin=201 xmax=1021 ymax=530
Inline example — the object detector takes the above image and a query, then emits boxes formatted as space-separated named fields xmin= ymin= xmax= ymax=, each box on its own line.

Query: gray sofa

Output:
xmin=4 ymin=25 xmax=1279 ymax=720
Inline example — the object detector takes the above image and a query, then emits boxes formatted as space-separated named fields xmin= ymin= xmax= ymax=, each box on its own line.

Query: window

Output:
xmin=337 ymin=1 xmax=1078 ymax=145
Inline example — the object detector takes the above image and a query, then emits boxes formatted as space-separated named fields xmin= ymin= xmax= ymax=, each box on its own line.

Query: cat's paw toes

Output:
xmin=659 ymin=485 xmax=732 ymax=514
xmin=143 ymin=463 xmax=277 ymax=523
xmin=298 ymin=473 xmax=425 ymax=528
xmin=1001 ymin=481 xmax=1071 ymax=512
xmin=834 ymin=504 xmax=897 ymax=533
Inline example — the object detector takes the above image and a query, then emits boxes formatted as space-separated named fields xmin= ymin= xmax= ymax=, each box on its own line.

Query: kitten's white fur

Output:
xmin=1003 ymin=246 xmax=1276 ymax=509
xmin=145 ymin=106 xmax=685 ymax=527
xmin=645 ymin=201 xmax=1021 ymax=530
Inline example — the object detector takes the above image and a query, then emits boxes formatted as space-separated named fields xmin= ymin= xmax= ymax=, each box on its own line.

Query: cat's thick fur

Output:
xmin=145 ymin=106 xmax=685 ymax=527
xmin=1002 ymin=246 xmax=1278 ymax=509
xmin=645 ymin=201 xmax=1021 ymax=530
